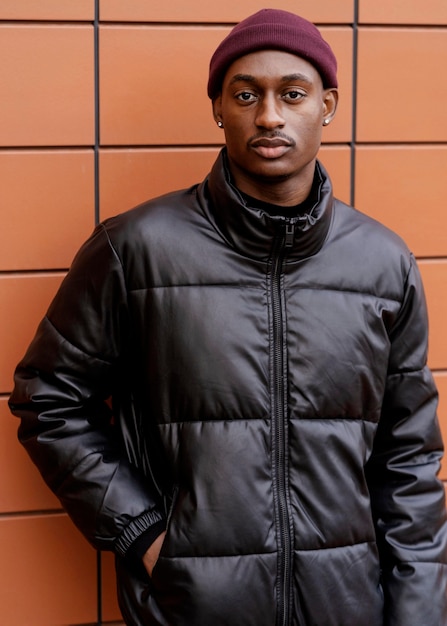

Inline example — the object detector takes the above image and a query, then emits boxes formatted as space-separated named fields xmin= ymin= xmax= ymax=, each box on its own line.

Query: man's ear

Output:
xmin=323 ymin=88 xmax=338 ymax=124
xmin=212 ymin=95 xmax=223 ymax=125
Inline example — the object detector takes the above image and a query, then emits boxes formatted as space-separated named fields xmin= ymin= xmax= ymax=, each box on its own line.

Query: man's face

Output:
xmin=213 ymin=49 xmax=338 ymax=200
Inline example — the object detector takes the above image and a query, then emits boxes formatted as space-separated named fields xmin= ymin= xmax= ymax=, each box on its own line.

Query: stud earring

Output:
xmin=217 ymin=121 xmax=224 ymax=128
xmin=323 ymin=119 xmax=330 ymax=126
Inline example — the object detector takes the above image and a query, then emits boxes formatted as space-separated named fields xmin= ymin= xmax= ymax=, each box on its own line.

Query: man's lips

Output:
xmin=249 ymin=136 xmax=294 ymax=159
xmin=250 ymin=137 xmax=292 ymax=148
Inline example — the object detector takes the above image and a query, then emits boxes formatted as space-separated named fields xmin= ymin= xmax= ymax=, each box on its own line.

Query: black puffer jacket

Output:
xmin=10 ymin=151 xmax=447 ymax=625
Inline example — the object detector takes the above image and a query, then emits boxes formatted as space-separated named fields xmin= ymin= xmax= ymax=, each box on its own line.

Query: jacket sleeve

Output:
xmin=8 ymin=224 xmax=166 ymax=556
xmin=366 ymin=254 xmax=447 ymax=625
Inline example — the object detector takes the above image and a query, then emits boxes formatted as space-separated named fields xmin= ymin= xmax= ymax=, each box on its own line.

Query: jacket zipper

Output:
xmin=270 ymin=221 xmax=294 ymax=626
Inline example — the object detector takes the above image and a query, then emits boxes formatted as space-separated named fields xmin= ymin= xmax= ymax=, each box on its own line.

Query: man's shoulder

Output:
xmin=100 ymin=184 xmax=203 ymax=245
xmin=108 ymin=185 xmax=199 ymax=226
xmin=333 ymin=198 xmax=410 ymax=254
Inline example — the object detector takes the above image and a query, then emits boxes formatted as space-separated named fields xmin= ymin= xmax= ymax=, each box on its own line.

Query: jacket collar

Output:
xmin=198 ymin=148 xmax=334 ymax=262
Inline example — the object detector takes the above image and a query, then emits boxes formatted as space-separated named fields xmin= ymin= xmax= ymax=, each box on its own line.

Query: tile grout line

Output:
xmin=94 ymin=6 xmax=103 ymax=625
xmin=350 ymin=0 xmax=359 ymax=208
xmin=94 ymin=0 xmax=100 ymax=228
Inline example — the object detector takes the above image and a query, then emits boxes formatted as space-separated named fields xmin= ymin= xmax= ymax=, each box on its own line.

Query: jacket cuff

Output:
xmin=126 ymin=520 xmax=167 ymax=562
xmin=115 ymin=509 xmax=166 ymax=558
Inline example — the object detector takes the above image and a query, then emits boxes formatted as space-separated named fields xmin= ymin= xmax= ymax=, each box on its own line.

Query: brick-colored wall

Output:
xmin=1 ymin=1 xmax=446 ymax=624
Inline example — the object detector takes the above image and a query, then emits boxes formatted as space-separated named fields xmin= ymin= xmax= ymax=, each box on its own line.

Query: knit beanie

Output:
xmin=207 ymin=8 xmax=338 ymax=99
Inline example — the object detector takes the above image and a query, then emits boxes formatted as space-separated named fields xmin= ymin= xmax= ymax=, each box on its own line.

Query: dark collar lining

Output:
xmin=238 ymin=169 xmax=320 ymax=218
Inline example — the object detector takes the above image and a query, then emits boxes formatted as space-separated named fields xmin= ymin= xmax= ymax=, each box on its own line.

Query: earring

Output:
xmin=323 ymin=119 xmax=330 ymax=126
xmin=217 ymin=121 xmax=224 ymax=128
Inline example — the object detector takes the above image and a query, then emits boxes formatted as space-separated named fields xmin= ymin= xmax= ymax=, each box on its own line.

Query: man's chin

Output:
xmin=227 ymin=155 xmax=309 ymax=189
xmin=250 ymin=166 xmax=295 ymax=184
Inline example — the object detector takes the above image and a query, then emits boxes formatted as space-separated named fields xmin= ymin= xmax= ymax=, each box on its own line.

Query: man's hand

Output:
xmin=142 ymin=531 xmax=167 ymax=577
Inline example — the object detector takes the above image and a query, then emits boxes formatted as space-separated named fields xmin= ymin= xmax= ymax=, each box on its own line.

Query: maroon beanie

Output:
xmin=207 ymin=8 xmax=338 ymax=99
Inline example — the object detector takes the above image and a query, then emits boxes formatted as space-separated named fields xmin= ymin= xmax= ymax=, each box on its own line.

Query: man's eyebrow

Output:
xmin=229 ymin=74 xmax=256 ymax=85
xmin=228 ymin=72 xmax=313 ymax=86
xmin=282 ymin=73 xmax=313 ymax=85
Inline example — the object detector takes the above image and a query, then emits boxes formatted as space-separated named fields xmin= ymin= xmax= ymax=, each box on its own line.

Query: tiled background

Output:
xmin=1 ymin=1 xmax=446 ymax=624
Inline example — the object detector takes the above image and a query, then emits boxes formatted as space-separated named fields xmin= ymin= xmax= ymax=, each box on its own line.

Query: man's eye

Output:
xmin=285 ymin=91 xmax=305 ymax=101
xmin=236 ymin=92 xmax=256 ymax=102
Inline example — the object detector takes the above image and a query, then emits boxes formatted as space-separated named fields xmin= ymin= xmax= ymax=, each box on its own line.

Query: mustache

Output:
xmin=248 ymin=131 xmax=296 ymax=147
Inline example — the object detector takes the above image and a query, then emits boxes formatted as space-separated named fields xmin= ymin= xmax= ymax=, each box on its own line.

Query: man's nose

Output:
xmin=255 ymin=95 xmax=285 ymax=129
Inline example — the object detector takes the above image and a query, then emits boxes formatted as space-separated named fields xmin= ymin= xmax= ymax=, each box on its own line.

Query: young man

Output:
xmin=9 ymin=9 xmax=447 ymax=625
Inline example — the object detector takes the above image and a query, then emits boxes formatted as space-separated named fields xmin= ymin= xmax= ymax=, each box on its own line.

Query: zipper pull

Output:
xmin=285 ymin=222 xmax=295 ymax=248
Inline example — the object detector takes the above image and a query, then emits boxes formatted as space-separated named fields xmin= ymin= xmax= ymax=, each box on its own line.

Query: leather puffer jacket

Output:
xmin=10 ymin=150 xmax=447 ymax=625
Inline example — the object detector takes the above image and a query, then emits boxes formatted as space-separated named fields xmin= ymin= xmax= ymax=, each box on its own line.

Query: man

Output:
xmin=9 ymin=9 xmax=447 ymax=626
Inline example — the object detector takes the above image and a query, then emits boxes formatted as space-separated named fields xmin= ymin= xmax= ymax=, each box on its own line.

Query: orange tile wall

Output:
xmin=1 ymin=1 xmax=446 ymax=623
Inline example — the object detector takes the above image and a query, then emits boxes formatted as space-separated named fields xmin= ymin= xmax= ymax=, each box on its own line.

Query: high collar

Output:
xmin=198 ymin=148 xmax=334 ymax=263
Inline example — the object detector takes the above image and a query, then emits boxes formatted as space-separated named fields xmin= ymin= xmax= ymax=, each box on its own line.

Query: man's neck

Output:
xmin=239 ymin=168 xmax=320 ymax=218
xmin=228 ymin=160 xmax=317 ymax=208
